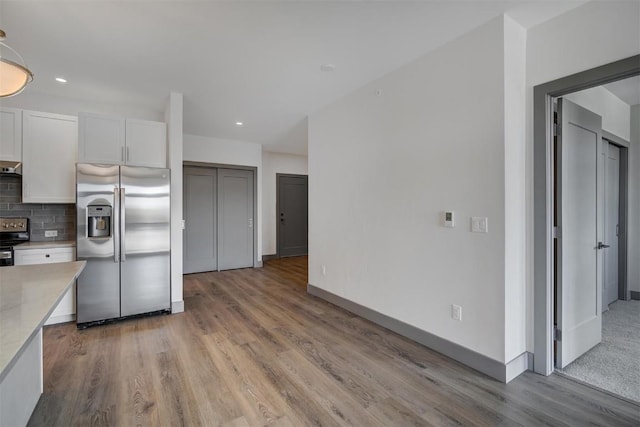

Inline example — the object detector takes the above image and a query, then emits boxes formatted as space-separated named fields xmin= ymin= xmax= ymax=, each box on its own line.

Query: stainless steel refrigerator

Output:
xmin=76 ymin=164 xmax=171 ymax=327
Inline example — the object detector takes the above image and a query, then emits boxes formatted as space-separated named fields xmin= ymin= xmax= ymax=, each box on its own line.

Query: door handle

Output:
xmin=597 ymin=242 xmax=610 ymax=250
xmin=121 ymin=188 xmax=126 ymax=261
xmin=113 ymin=187 xmax=120 ymax=262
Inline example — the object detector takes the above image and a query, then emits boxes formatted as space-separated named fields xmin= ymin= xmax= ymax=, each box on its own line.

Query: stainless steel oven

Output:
xmin=0 ymin=218 xmax=30 ymax=266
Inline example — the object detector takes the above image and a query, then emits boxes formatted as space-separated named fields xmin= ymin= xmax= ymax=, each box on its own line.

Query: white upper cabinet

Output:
xmin=0 ymin=107 xmax=23 ymax=161
xmin=125 ymin=119 xmax=167 ymax=167
xmin=78 ymin=112 xmax=166 ymax=168
xmin=78 ymin=112 xmax=125 ymax=164
xmin=22 ymin=110 xmax=78 ymax=203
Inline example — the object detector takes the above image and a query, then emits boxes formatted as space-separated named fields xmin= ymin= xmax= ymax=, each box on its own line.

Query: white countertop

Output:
xmin=0 ymin=261 xmax=86 ymax=382
xmin=14 ymin=240 xmax=76 ymax=250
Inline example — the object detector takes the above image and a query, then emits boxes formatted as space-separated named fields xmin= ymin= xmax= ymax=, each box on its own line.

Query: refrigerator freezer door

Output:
xmin=76 ymin=163 xmax=121 ymax=324
xmin=120 ymin=166 xmax=171 ymax=316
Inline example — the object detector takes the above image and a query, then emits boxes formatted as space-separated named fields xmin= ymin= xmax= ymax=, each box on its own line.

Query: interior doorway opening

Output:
xmin=534 ymin=56 xmax=640 ymax=403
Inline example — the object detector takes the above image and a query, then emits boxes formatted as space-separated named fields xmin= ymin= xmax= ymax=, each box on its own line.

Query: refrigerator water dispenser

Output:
xmin=87 ymin=205 xmax=112 ymax=238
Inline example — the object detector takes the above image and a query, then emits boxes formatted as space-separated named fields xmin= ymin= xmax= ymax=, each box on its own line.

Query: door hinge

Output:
xmin=553 ymin=226 xmax=561 ymax=239
xmin=553 ymin=123 xmax=558 ymax=137
xmin=554 ymin=326 xmax=562 ymax=341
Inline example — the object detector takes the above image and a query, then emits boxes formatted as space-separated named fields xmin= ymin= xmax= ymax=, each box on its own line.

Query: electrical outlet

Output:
xmin=44 ymin=230 xmax=58 ymax=237
xmin=321 ymin=265 xmax=327 ymax=276
xmin=451 ymin=304 xmax=462 ymax=321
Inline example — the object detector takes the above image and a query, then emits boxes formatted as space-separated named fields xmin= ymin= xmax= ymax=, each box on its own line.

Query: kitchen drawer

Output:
xmin=14 ymin=247 xmax=76 ymax=325
xmin=14 ymin=247 xmax=74 ymax=265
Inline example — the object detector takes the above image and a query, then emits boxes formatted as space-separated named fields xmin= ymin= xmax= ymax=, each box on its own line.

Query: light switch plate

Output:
xmin=471 ymin=217 xmax=488 ymax=233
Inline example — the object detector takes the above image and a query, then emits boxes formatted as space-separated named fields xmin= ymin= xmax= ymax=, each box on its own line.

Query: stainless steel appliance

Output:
xmin=0 ymin=218 xmax=29 ymax=267
xmin=76 ymin=164 xmax=170 ymax=327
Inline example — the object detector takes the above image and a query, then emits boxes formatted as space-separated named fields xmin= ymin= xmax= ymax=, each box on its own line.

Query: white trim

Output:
xmin=171 ymin=300 xmax=185 ymax=314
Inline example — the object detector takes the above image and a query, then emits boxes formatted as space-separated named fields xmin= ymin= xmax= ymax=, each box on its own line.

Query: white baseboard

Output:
xmin=171 ymin=300 xmax=185 ymax=313
xmin=44 ymin=313 xmax=75 ymax=326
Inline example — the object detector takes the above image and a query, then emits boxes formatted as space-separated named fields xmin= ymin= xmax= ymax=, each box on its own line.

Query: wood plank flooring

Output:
xmin=29 ymin=256 xmax=639 ymax=426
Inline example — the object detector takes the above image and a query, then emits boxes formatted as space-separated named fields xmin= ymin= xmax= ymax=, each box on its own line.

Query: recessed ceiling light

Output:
xmin=55 ymin=77 xmax=67 ymax=83
xmin=235 ymin=121 xmax=243 ymax=126
xmin=320 ymin=64 xmax=335 ymax=72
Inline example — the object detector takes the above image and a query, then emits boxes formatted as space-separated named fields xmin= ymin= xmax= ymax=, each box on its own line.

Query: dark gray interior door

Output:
xmin=183 ymin=166 xmax=217 ymax=274
xmin=218 ymin=168 xmax=254 ymax=270
xmin=277 ymin=174 xmax=308 ymax=257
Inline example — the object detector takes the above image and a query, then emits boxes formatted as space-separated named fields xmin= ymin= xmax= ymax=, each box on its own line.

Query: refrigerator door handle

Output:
xmin=121 ymin=187 xmax=126 ymax=262
xmin=113 ymin=187 xmax=120 ymax=263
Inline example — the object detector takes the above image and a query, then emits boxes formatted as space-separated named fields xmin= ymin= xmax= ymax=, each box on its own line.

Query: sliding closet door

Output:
xmin=183 ymin=167 xmax=217 ymax=274
xmin=217 ymin=168 xmax=254 ymax=270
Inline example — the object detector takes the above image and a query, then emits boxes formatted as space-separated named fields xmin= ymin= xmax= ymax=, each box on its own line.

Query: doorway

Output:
xmin=534 ymin=55 xmax=640 ymax=401
xmin=276 ymin=174 xmax=308 ymax=257
xmin=183 ymin=164 xmax=256 ymax=273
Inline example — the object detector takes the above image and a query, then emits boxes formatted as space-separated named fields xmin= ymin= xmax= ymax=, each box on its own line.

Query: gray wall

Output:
xmin=0 ymin=175 xmax=75 ymax=242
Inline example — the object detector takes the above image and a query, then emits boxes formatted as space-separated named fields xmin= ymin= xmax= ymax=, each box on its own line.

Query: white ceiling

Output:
xmin=604 ymin=76 xmax=640 ymax=106
xmin=0 ymin=1 xmax=586 ymax=155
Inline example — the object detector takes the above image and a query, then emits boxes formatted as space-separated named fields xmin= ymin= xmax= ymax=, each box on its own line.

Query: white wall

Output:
xmin=166 ymin=93 xmax=184 ymax=312
xmin=0 ymin=91 xmax=163 ymax=122
xmin=183 ymin=134 xmax=263 ymax=261
xmin=503 ymin=15 xmax=527 ymax=365
xmin=261 ymin=151 xmax=308 ymax=256
xmin=565 ymin=86 xmax=631 ymax=141
xmin=630 ymin=105 xmax=640 ymax=293
xmin=526 ymin=1 xmax=640 ymax=350
xmin=309 ymin=16 xmax=510 ymax=363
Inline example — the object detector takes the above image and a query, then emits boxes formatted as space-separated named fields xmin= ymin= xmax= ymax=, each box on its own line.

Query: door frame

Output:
xmin=276 ymin=173 xmax=309 ymax=258
xmin=183 ymin=161 xmax=260 ymax=268
xmin=533 ymin=54 xmax=640 ymax=376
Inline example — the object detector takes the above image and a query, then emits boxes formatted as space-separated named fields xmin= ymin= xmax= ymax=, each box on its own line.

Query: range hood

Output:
xmin=0 ymin=160 xmax=22 ymax=176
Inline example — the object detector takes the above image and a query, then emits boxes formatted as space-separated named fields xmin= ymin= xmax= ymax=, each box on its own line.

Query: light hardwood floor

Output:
xmin=29 ymin=256 xmax=639 ymax=426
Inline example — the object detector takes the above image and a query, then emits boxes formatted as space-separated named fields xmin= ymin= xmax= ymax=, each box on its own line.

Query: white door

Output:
xmin=556 ymin=98 xmax=603 ymax=369
xmin=604 ymin=143 xmax=620 ymax=309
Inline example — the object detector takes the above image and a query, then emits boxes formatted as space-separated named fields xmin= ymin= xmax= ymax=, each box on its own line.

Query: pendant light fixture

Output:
xmin=0 ymin=29 xmax=33 ymax=97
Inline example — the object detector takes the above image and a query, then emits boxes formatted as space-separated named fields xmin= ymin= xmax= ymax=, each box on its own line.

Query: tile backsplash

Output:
xmin=0 ymin=174 xmax=75 ymax=242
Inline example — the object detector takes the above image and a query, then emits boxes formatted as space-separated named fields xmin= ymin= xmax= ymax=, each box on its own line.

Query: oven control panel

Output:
xmin=0 ymin=218 xmax=28 ymax=232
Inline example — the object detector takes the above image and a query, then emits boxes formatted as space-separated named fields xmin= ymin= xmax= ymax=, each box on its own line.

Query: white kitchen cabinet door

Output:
xmin=0 ymin=107 xmax=22 ymax=161
xmin=22 ymin=111 xmax=77 ymax=203
xmin=125 ymin=118 xmax=167 ymax=167
xmin=78 ymin=112 xmax=125 ymax=164
xmin=14 ymin=247 xmax=76 ymax=325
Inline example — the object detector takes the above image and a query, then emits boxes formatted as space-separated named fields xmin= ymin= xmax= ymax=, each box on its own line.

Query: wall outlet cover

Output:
xmin=451 ymin=304 xmax=462 ymax=321
xmin=45 ymin=230 xmax=58 ymax=237
xmin=471 ymin=217 xmax=488 ymax=233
